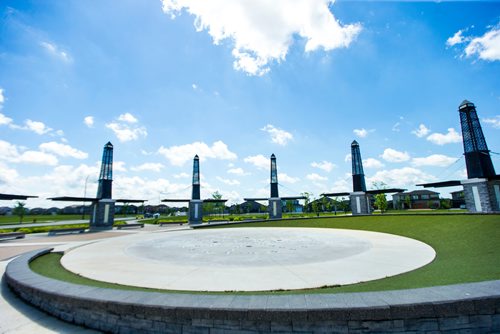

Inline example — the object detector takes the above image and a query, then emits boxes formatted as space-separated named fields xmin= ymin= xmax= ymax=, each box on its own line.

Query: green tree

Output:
xmin=301 ymin=192 xmax=311 ymax=213
xmin=212 ymin=191 xmax=223 ymax=216
xmin=286 ymin=200 xmax=294 ymax=213
xmin=404 ymin=195 xmax=411 ymax=210
xmin=13 ymin=201 xmax=27 ymax=223
xmin=374 ymin=193 xmax=388 ymax=214
xmin=311 ymin=198 xmax=320 ymax=217
xmin=321 ymin=196 xmax=332 ymax=213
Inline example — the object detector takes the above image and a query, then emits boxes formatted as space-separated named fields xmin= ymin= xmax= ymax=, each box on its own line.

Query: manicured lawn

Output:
xmin=30 ymin=214 xmax=500 ymax=294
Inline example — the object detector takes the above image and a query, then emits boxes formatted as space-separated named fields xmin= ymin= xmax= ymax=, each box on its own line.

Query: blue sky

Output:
xmin=0 ymin=0 xmax=499 ymax=207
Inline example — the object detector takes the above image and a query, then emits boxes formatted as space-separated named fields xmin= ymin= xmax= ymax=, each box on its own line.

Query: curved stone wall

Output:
xmin=5 ymin=249 xmax=500 ymax=333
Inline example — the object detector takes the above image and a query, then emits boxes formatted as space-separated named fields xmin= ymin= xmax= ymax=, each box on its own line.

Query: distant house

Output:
xmin=450 ymin=190 xmax=465 ymax=208
xmin=230 ymin=201 xmax=267 ymax=214
xmin=392 ymin=190 xmax=440 ymax=209
xmin=0 ymin=206 xmax=12 ymax=215
xmin=282 ymin=199 xmax=303 ymax=213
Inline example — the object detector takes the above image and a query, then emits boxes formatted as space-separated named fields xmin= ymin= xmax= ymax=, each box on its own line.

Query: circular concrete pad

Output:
xmin=62 ymin=228 xmax=435 ymax=291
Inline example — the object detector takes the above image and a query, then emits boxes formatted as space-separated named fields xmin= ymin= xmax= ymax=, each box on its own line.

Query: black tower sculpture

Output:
xmin=243 ymin=154 xmax=305 ymax=219
xmin=459 ymin=100 xmax=496 ymax=179
xmin=418 ymin=100 xmax=499 ymax=213
xmin=459 ymin=100 xmax=499 ymax=212
xmin=270 ymin=154 xmax=279 ymax=198
xmin=96 ymin=142 xmax=113 ymax=199
xmin=351 ymin=141 xmax=367 ymax=192
xmin=162 ymin=155 xmax=227 ymax=224
xmin=189 ymin=155 xmax=203 ymax=224
xmin=48 ymin=142 xmax=146 ymax=227
xmin=323 ymin=141 xmax=404 ymax=215
xmin=192 ymin=155 xmax=201 ymax=200
xmin=269 ymin=153 xmax=282 ymax=219
xmin=90 ymin=142 xmax=116 ymax=228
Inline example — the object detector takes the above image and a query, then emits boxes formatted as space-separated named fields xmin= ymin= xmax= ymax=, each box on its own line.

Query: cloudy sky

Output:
xmin=1 ymin=0 xmax=499 ymax=208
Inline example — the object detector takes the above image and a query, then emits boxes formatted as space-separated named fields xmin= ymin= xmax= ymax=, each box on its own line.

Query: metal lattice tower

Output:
xmin=96 ymin=142 xmax=113 ymax=199
xmin=270 ymin=154 xmax=279 ymax=198
xmin=191 ymin=155 xmax=201 ymax=200
xmin=459 ymin=100 xmax=496 ymax=179
xmin=351 ymin=140 xmax=367 ymax=192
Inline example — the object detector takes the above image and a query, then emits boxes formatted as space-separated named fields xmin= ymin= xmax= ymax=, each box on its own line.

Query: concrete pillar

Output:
xmin=189 ymin=200 xmax=203 ymax=224
xmin=350 ymin=192 xmax=371 ymax=215
xmin=268 ymin=198 xmax=282 ymax=219
xmin=462 ymin=179 xmax=500 ymax=213
xmin=90 ymin=199 xmax=115 ymax=230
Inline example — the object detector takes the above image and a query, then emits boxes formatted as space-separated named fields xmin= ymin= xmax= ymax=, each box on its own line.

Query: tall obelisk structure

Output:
xmin=459 ymin=100 xmax=499 ymax=212
xmin=189 ymin=155 xmax=203 ymax=224
xmin=90 ymin=142 xmax=115 ymax=229
xmin=269 ymin=154 xmax=283 ymax=219
xmin=350 ymin=141 xmax=371 ymax=215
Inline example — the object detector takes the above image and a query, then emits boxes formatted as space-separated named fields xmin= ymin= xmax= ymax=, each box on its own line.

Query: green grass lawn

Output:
xmin=30 ymin=214 xmax=500 ymax=294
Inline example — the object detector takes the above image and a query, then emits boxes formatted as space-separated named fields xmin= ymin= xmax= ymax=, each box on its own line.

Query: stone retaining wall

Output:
xmin=5 ymin=249 xmax=500 ymax=333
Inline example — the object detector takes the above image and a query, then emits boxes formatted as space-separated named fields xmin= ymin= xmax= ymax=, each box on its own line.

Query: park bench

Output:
xmin=116 ymin=223 xmax=144 ymax=229
xmin=0 ymin=232 xmax=26 ymax=241
xmin=48 ymin=227 xmax=86 ymax=236
xmin=159 ymin=222 xmax=185 ymax=226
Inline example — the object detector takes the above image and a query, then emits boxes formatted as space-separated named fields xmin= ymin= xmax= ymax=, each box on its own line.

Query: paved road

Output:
xmin=0 ymin=224 xmax=188 ymax=333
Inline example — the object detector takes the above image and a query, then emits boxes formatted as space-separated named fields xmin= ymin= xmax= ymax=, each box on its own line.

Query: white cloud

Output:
xmin=40 ymin=41 xmax=72 ymax=63
xmin=412 ymin=124 xmax=430 ymax=138
xmin=39 ymin=141 xmax=88 ymax=159
xmin=84 ymin=116 xmax=94 ymax=128
xmin=0 ymin=88 xmax=4 ymax=105
xmin=310 ymin=161 xmax=335 ymax=172
xmin=173 ymin=172 xmax=190 ymax=179
xmin=261 ymin=124 xmax=293 ymax=146
xmin=216 ymin=176 xmax=240 ymax=186
xmin=0 ymin=140 xmax=58 ymax=166
xmin=192 ymin=83 xmax=198 ymax=90
xmin=344 ymin=154 xmax=352 ymax=162
xmin=380 ymin=148 xmax=410 ymax=163
xmin=25 ymin=119 xmax=52 ymax=135
xmin=363 ymin=158 xmax=384 ymax=169
xmin=412 ymin=154 xmax=457 ymax=167
xmin=446 ymin=30 xmax=465 ymax=47
xmin=227 ymin=167 xmax=250 ymax=176
xmin=483 ymin=115 xmax=500 ymax=129
xmin=106 ymin=122 xmax=147 ymax=142
xmin=162 ymin=0 xmax=361 ymax=76
xmin=0 ymin=113 xmax=13 ymax=126
xmin=118 ymin=113 xmax=138 ymax=124
xmin=19 ymin=151 xmax=59 ymax=166
xmin=278 ymin=173 xmax=300 ymax=184
xmin=131 ymin=163 xmax=165 ymax=172
xmin=353 ymin=128 xmax=368 ymax=138
xmin=306 ymin=173 xmax=327 ymax=182
xmin=464 ymin=26 xmax=500 ymax=61
xmin=244 ymin=154 xmax=269 ymax=170
xmin=0 ymin=162 xmax=19 ymax=186
xmin=158 ymin=140 xmax=237 ymax=166
xmin=426 ymin=128 xmax=462 ymax=145
xmin=392 ymin=122 xmax=400 ymax=132
xmin=367 ymin=167 xmax=436 ymax=189
xmin=330 ymin=176 xmax=351 ymax=193
xmin=113 ymin=161 xmax=127 ymax=172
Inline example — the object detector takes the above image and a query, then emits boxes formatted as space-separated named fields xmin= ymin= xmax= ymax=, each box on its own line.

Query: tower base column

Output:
xmin=350 ymin=192 xmax=372 ymax=215
xmin=189 ymin=200 xmax=203 ymax=225
xmin=90 ymin=199 xmax=115 ymax=230
xmin=268 ymin=198 xmax=282 ymax=219
xmin=462 ymin=179 xmax=500 ymax=213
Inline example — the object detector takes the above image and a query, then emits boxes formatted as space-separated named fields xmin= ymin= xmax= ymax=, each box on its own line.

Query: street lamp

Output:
xmin=82 ymin=175 xmax=90 ymax=220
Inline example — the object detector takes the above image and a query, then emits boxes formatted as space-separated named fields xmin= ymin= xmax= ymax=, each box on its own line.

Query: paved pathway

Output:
xmin=0 ymin=224 xmax=188 ymax=333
